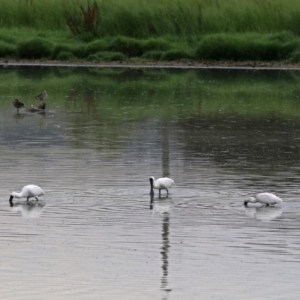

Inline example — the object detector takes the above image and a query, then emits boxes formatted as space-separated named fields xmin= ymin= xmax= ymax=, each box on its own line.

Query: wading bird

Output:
xmin=12 ymin=99 xmax=24 ymax=112
xmin=244 ymin=192 xmax=283 ymax=207
xmin=149 ymin=176 xmax=174 ymax=197
xmin=35 ymin=90 xmax=47 ymax=101
xmin=35 ymin=91 xmax=47 ymax=110
xmin=37 ymin=101 xmax=46 ymax=110
xmin=9 ymin=185 xmax=45 ymax=203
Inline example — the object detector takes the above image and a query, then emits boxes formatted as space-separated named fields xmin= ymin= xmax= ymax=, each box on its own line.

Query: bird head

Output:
xmin=9 ymin=194 xmax=14 ymax=206
xmin=244 ymin=196 xmax=256 ymax=206
xmin=149 ymin=177 xmax=155 ymax=187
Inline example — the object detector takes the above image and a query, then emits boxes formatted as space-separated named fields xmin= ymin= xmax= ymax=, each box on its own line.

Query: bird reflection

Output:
xmin=244 ymin=206 xmax=282 ymax=221
xmin=13 ymin=113 xmax=24 ymax=122
xmin=150 ymin=195 xmax=172 ymax=299
xmin=150 ymin=194 xmax=154 ymax=210
xmin=150 ymin=194 xmax=172 ymax=213
xmin=26 ymin=106 xmax=46 ymax=114
xmin=9 ymin=199 xmax=46 ymax=218
xmin=160 ymin=210 xmax=171 ymax=298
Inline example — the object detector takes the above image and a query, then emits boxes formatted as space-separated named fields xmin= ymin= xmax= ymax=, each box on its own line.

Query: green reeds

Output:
xmin=1 ymin=0 xmax=300 ymax=37
xmin=2 ymin=0 xmax=300 ymax=62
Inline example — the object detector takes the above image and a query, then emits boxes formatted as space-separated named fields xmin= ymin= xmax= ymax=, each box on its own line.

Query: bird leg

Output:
xmin=35 ymin=197 xmax=39 ymax=201
xmin=159 ymin=189 xmax=161 ymax=198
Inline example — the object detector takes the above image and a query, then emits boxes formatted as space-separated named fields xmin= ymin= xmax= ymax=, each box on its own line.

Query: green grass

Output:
xmin=2 ymin=0 xmax=300 ymax=62
xmin=195 ymin=32 xmax=300 ymax=61
xmin=1 ymin=0 xmax=300 ymax=36
xmin=1 ymin=29 xmax=300 ymax=63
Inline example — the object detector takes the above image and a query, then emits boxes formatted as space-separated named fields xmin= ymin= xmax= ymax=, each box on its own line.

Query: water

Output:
xmin=1 ymin=66 xmax=300 ymax=299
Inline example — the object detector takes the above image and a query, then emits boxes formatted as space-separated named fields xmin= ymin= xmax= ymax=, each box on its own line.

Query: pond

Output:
xmin=1 ymin=65 xmax=300 ymax=299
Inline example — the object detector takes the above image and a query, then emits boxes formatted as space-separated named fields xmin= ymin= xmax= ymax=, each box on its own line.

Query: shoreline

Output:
xmin=2 ymin=59 xmax=300 ymax=70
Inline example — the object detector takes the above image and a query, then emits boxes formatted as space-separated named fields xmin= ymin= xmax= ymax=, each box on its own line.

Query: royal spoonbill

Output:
xmin=149 ymin=176 xmax=174 ymax=197
xmin=244 ymin=192 xmax=283 ymax=207
xmin=9 ymin=185 xmax=45 ymax=203
xmin=12 ymin=99 xmax=24 ymax=112
xmin=35 ymin=90 xmax=47 ymax=100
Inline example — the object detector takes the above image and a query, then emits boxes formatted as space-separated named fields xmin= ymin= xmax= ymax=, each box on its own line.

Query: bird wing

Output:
xmin=156 ymin=178 xmax=174 ymax=189
xmin=257 ymin=193 xmax=282 ymax=204
xmin=26 ymin=185 xmax=45 ymax=196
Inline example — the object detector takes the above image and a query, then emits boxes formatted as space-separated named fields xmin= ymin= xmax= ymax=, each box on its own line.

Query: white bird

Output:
xmin=244 ymin=192 xmax=283 ymax=207
xmin=9 ymin=185 xmax=45 ymax=202
xmin=149 ymin=176 xmax=174 ymax=197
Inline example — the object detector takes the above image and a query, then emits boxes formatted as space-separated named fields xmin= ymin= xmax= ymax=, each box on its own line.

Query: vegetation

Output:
xmin=1 ymin=0 xmax=300 ymax=62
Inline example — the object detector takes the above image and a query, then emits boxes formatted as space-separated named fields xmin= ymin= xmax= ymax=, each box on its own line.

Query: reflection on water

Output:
xmin=1 ymin=66 xmax=300 ymax=299
xmin=161 ymin=211 xmax=171 ymax=298
xmin=150 ymin=194 xmax=172 ymax=298
xmin=10 ymin=200 xmax=46 ymax=219
xmin=162 ymin=121 xmax=170 ymax=178
xmin=244 ymin=206 xmax=283 ymax=221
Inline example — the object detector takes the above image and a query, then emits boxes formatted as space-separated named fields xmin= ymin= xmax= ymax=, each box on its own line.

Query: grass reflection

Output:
xmin=1 ymin=66 xmax=300 ymax=170
xmin=1 ymin=67 xmax=300 ymax=119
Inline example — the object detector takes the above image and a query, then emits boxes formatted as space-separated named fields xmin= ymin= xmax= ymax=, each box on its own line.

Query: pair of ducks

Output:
xmin=8 ymin=177 xmax=283 ymax=207
xmin=13 ymin=90 xmax=47 ymax=113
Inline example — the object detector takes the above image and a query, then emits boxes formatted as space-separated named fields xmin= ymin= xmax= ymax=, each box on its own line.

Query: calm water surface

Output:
xmin=1 ymin=66 xmax=300 ymax=299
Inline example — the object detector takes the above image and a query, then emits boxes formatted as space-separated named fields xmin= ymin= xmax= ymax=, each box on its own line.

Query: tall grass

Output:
xmin=2 ymin=0 xmax=300 ymax=62
xmin=1 ymin=0 xmax=300 ymax=37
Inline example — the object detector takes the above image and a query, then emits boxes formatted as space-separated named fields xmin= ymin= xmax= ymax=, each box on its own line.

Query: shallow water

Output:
xmin=1 ymin=66 xmax=300 ymax=299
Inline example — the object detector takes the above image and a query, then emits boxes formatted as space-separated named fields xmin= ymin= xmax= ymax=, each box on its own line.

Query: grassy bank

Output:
xmin=2 ymin=29 xmax=300 ymax=63
xmin=1 ymin=0 xmax=300 ymax=63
